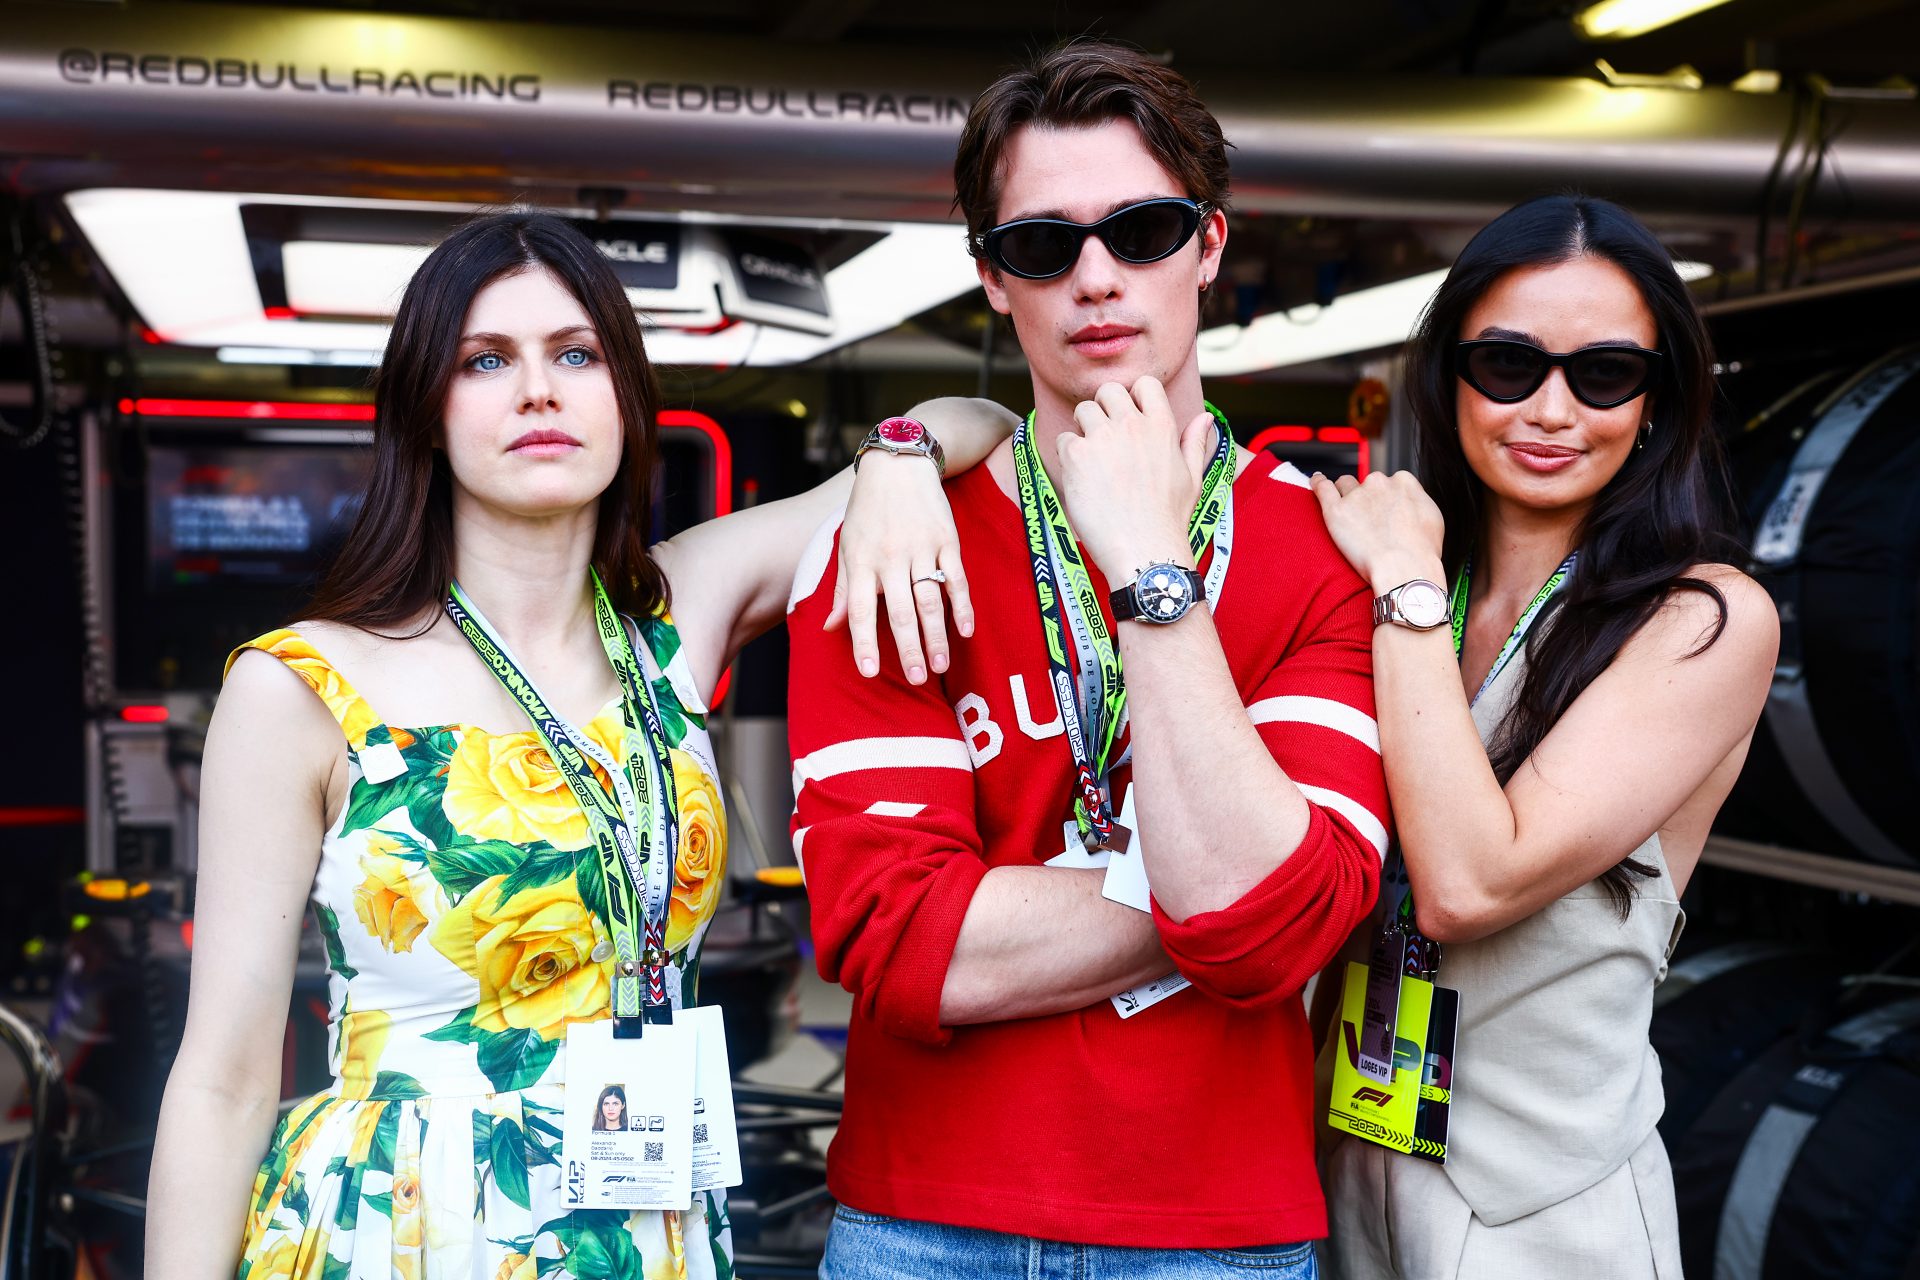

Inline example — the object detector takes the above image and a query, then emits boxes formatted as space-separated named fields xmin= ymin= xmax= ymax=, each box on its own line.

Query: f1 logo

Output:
xmin=1351 ymin=1086 xmax=1394 ymax=1108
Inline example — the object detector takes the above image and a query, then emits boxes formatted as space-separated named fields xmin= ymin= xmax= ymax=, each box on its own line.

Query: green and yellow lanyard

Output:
xmin=445 ymin=569 xmax=679 ymax=1036
xmin=1012 ymin=406 xmax=1236 ymax=850
xmin=1389 ymin=551 xmax=1579 ymax=975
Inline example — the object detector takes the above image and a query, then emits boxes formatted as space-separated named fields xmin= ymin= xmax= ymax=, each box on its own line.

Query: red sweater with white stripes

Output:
xmin=786 ymin=448 xmax=1387 ymax=1248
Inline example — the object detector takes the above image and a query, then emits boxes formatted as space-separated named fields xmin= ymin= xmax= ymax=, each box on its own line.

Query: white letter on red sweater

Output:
xmin=1010 ymin=673 xmax=1064 ymax=741
xmin=955 ymin=692 xmax=1003 ymax=766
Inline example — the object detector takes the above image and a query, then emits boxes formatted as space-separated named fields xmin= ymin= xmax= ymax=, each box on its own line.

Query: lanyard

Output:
xmin=1012 ymin=404 xmax=1236 ymax=849
xmin=1448 ymin=552 xmax=1578 ymax=707
xmin=445 ymin=570 xmax=680 ymax=1033
xmin=1387 ymin=550 xmax=1580 ymax=973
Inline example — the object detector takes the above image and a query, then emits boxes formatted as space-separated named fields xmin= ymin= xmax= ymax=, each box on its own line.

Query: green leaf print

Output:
xmin=283 ymin=1172 xmax=310 ymax=1222
xmin=490 ymin=1117 xmax=532 ymax=1210
xmin=370 ymin=1070 xmax=428 ymax=1099
xmin=320 ymin=1251 xmax=352 ymax=1280
xmin=557 ymin=1215 xmax=645 ymax=1280
xmin=364 ymin=1190 xmax=394 ymax=1219
xmin=535 ymin=1258 xmax=566 ymax=1280
xmin=409 ymin=783 xmax=459 ymax=850
xmin=313 ymin=904 xmax=358 ymax=981
xmin=706 ymin=1191 xmax=736 ymax=1280
xmin=651 ymin=675 xmax=693 ymax=746
xmin=641 ymin=613 xmax=682 ymax=667
xmin=425 ymin=840 xmax=527 ymax=901
xmin=368 ymin=1104 xmax=401 ymax=1173
xmin=497 ymin=843 xmax=580 ymax=902
xmin=574 ymin=857 xmax=608 ymax=925
xmin=476 ymin=1024 xmax=561 ymax=1093
xmin=424 ymin=1005 xmax=477 ymax=1045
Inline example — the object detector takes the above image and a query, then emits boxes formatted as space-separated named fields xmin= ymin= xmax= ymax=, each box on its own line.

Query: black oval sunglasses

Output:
xmin=975 ymin=198 xmax=1211 ymax=281
xmin=1456 ymin=339 xmax=1663 ymax=410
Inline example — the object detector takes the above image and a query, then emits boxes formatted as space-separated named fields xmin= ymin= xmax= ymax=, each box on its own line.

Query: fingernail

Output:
xmin=859 ymin=658 xmax=878 ymax=677
xmin=908 ymin=664 xmax=925 ymax=684
xmin=931 ymin=655 xmax=948 ymax=673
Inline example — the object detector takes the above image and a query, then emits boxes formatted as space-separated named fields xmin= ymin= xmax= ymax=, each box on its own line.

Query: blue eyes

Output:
xmin=462 ymin=346 xmax=598 ymax=372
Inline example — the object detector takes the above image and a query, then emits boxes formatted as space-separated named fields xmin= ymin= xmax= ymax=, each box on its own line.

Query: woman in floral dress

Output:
xmin=144 ymin=211 xmax=1012 ymax=1280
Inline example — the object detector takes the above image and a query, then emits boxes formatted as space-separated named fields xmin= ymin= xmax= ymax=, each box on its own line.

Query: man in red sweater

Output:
xmin=787 ymin=41 xmax=1386 ymax=1278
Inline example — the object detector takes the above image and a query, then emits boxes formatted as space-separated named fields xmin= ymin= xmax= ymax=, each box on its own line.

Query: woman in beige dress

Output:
xmin=1312 ymin=194 xmax=1779 ymax=1279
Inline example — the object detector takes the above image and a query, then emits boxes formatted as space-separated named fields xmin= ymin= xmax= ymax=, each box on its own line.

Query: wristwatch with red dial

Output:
xmin=854 ymin=416 xmax=946 ymax=474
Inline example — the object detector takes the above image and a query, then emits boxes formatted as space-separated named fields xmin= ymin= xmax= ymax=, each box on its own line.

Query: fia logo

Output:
xmin=1351 ymin=1086 xmax=1395 ymax=1108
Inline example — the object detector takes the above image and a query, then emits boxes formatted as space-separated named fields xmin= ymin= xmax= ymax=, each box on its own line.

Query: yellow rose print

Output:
xmin=262 ymin=633 xmax=379 ymax=747
xmin=665 ymin=750 xmax=728 ymax=955
xmin=392 ymin=1151 xmax=424 ymax=1248
xmin=493 ymin=1254 xmax=536 ymax=1280
xmin=443 ymin=732 xmax=591 ymax=851
xmin=352 ymin=853 xmax=435 ymax=953
xmin=337 ymin=1008 xmax=391 ymax=1101
xmin=252 ymin=1236 xmax=301 ymax=1280
xmin=429 ymin=875 xmax=611 ymax=1041
xmin=346 ymin=1101 xmax=384 ymax=1165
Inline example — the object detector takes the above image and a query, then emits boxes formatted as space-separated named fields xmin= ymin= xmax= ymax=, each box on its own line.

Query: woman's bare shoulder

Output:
xmin=1634 ymin=562 xmax=1780 ymax=670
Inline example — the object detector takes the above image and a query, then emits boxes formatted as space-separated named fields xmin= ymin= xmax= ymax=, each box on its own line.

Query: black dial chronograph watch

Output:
xmin=1111 ymin=563 xmax=1206 ymax=625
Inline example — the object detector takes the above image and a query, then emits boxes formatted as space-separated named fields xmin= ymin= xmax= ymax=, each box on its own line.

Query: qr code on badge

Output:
xmin=692 ymin=1123 xmax=709 ymax=1144
xmin=644 ymin=1142 xmax=664 ymax=1163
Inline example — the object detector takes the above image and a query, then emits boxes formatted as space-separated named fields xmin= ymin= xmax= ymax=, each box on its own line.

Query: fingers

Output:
xmin=911 ymin=572 xmax=949 ymax=677
xmin=825 ymin=558 xmax=849 ymax=632
xmin=939 ymin=544 xmax=975 ymax=640
xmin=1131 ymin=375 xmax=1175 ymax=433
xmin=882 ymin=567 xmax=929 ymax=685
xmin=1335 ymin=474 xmax=1361 ymax=496
xmin=844 ymin=561 xmax=882 ymax=678
xmin=1092 ymin=380 xmax=1136 ymax=422
xmin=1180 ymin=410 xmax=1214 ymax=481
xmin=1072 ymin=397 xmax=1109 ymax=437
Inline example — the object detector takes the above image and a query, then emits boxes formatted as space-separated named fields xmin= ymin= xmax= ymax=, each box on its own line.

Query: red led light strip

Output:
xmin=1247 ymin=424 xmax=1371 ymax=479
xmin=120 ymin=398 xmax=375 ymax=422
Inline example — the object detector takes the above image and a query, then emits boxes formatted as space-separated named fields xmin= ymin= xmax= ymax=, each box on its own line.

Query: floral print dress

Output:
xmin=229 ymin=617 xmax=733 ymax=1280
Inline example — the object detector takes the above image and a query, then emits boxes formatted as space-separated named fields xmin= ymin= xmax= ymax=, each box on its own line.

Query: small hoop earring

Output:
xmin=1637 ymin=420 xmax=1652 ymax=450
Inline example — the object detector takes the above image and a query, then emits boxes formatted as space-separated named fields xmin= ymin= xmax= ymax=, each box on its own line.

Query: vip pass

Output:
xmin=1012 ymin=405 xmax=1235 ymax=849
xmin=444 ymin=570 xmax=680 ymax=1031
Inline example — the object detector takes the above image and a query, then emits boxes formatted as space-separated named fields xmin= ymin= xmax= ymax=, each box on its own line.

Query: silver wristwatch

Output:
xmin=854 ymin=415 xmax=946 ymax=474
xmin=1372 ymin=579 xmax=1448 ymax=630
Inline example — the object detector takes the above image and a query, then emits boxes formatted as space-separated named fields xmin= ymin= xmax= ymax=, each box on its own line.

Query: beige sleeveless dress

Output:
xmin=1323 ymin=641 xmax=1686 ymax=1280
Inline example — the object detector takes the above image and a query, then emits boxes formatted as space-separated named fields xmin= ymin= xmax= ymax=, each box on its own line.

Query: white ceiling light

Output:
xmin=1199 ymin=258 xmax=1716 ymax=376
xmin=1199 ymin=270 xmax=1450 ymax=376
xmin=1573 ymin=0 xmax=1737 ymax=41
xmin=64 ymin=189 xmax=979 ymax=367
xmin=282 ymin=241 xmax=430 ymax=317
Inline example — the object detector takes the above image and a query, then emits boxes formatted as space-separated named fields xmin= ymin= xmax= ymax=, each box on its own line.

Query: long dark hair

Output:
xmin=593 ymin=1083 xmax=628 ymax=1131
xmin=1405 ymin=194 xmax=1737 ymax=912
xmin=306 ymin=210 xmax=668 ymax=630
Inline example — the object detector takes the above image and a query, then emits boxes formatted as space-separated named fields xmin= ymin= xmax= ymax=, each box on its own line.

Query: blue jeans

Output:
xmin=821 ymin=1206 xmax=1318 ymax=1279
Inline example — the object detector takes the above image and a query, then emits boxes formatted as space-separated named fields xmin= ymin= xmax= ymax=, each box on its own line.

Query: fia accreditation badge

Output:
xmin=1327 ymin=955 xmax=1458 ymax=1163
xmin=562 ymin=1020 xmax=697 ymax=1209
